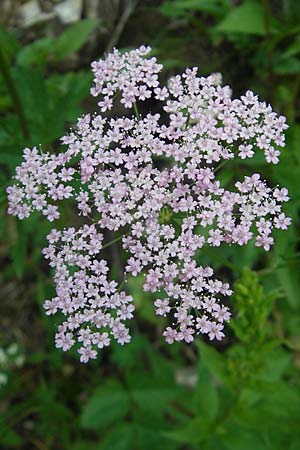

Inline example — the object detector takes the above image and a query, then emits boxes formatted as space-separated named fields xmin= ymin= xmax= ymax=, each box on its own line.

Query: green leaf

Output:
xmin=165 ymin=417 xmax=210 ymax=444
xmin=99 ymin=422 xmax=176 ymax=450
xmin=0 ymin=151 xmax=22 ymax=167
xmin=16 ymin=38 xmax=54 ymax=68
xmin=46 ymin=71 xmax=92 ymax=127
xmin=194 ymin=365 xmax=218 ymax=421
xmin=272 ymin=230 xmax=300 ymax=309
xmin=72 ymin=442 xmax=102 ymax=450
xmin=12 ymin=67 xmax=51 ymax=143
xmin=197 ymin=341 xmax=229 ymax=384
xmin=11 ymin=68 xmax=91 ymax=145
xmin=222 ymin=420 xmax=269 ymax=450
xmin=53 ymin=19 xmax=98 ymax=61
xmin=256 ymin=348 xmax=291 ymax=382
xmin=131 ymin=386 xmax=180 ymax=413
xmin=0 ymin=26 xmax=20 ymax=64
xmin=273 ymin=56 xmax=300 ymax=75
xmin=215 ymin=1 xmax=266 ymax=35
xmin=98 ymin=423 xmax=134 ymax=450
xmin=283 ymin=35 xmax=300 ymax=58
xmin=0 ymin=427 xmax=22 ymax=448
xmin=80 ymin=380 xmax=129 ymax=429
xmin=284 ymin=124 xmax=300 ymax=166
xmin=160 ymin=0 xmax=228 ymax=17
xmin=235 ymin=382 xmax=300 ymax=435
xmin=127 ymin=275 xmax=158 ymax=325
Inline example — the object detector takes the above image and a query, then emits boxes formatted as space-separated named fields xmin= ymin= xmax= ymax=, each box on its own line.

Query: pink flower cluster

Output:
xmin=7 ymin=46 xmax=290 ymax=362
xmin=43 ymin=225 xmax=133 ymax=362
xmin=91 ymin=46 xmax=162 ymax=110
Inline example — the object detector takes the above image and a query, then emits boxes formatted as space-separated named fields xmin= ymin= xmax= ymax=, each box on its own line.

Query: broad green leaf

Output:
xmin=127 ymin=275 xmax=158 ymax=325
xmin=16 ymin=38 xmax=54 ymax=68
xmin=197 ymin=341 xmax=229 ymax=384
xmin=72 ymin=442 xmax=102 ymax=450
xmin=282 ymin=124 xmax=300 ymax=166
xmin=131 ymin=386 xmax=180 ymax=413
xmin=222 ymin=421 xmax=269 ymax=450
xmin=273 ymin=56 xmax=300 ymax=75
xmin=160 ymin=0 xmax=228 ymax=17
xmin=0 ymin=26 xmax=20 ymax=63
xmin=99 ymin=423 xmax=137 ymax=450
xmin=164 ymin=417 xmax=210 ymax=444
xmin=80 ymin=380 xmax=129 ymax=429
xmin=53 ymin=19 xmax=98 ymax=61
xmin=46 ymin=71 xmax=92 ymax=127
xmin=283 ymin=35 xmax=300 ymax=59
xmin=256 ymin=348 xmax=291 ymax=382
xmin=98 ymin=424 xmax=134 ymax=450
xmin=215 ymin=1 xmax=266 ymax=35
xmin=99 ymin=422 xmax=176 ymax=450
xmin=235 ymin=383 xmax=300 ymax=437
xmin=12 ymin=67 xmax=51 ymax=143
xmin=0 ymin=151 xmax=22 ymax=167
xmin=272 ymin=230 xmax=300 ymax=309
xmin=254 ymin=381 xmax=300 ymax=418
xmin=289 ymin=439 xmax=300 ymax=450
xmin=194 ymin=365 xmax=218 ymax=421
xmin=133 ymin=423 xmax=179 ymax=450
xmin=11 ymin=68 xmax=91 ymax=145
xmin=0 ymin=427 xmax=22 ymax=448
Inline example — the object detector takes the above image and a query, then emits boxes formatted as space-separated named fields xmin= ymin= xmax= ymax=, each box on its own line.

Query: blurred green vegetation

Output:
xmin=0 ymin=1 xmax=300 ymax=449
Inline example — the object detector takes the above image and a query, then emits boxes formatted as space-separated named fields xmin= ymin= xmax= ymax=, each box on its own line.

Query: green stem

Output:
xmin=133 ymin=102 xmax=141 ymax=120
xmin=102 ymin=235 xmax=123 ymax=250
xmin=0 ymin=45 xmax=30 ymax=140
xmin=184 ymin=113 xmax=191 ymax=130
xmin=261 ymin=0 xmax=274 ymax=99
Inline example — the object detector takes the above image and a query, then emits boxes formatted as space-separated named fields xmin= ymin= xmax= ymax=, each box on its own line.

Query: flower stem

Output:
xmin=102 ymin=235 xmax=123 ymax=249
xmin=133 ymin=102 xmax=141 ymax=120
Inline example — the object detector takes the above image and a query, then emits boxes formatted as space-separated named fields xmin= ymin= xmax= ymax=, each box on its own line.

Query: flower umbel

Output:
xmin=7 ymin=46 xmax=290 ymax=362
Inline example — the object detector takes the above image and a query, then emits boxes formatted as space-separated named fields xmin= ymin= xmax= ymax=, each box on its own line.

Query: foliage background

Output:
xmin=0 ymin=1 xmax=300 ymax=449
